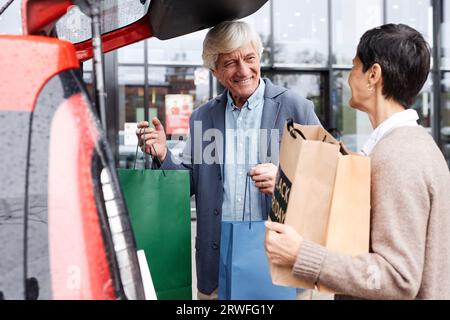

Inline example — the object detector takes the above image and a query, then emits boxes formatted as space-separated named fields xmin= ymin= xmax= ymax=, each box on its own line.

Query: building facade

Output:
xmin=1 ymin=0 xmax=448 ymax=167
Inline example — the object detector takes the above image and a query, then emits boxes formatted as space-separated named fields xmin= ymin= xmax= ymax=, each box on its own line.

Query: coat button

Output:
xmin=212 ymin=243 xmax=218 ymax=250
xmin=214 ymin=208 xmax=220 ymax=216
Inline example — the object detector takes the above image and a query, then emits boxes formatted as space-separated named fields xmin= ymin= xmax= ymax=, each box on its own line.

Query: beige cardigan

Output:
xmin=292 ymin=126 xmax=450 ymax=299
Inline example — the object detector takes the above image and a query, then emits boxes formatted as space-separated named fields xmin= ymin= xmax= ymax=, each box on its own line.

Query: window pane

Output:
xmin=118 ymin=40 xmax=144 ymax=64
xmin=147 ymin=66 xmax=210 ymax=132
xmin=118 ymin=66 xmax=144 ymax=168
xmin=332 ymin=0 xmax=383 ymax=66
xmin=0 ymin=0 xmax=22 ymax=35
xmin=117 ymin=66 xmax=210 ymax=168
xmin=118 ymin=66 xmax=145 ymax=127
xmin=241 ymin=0 xmax=271 ymax=65
xmin=442 ymin=73 xmax=450 ymax=167
xmin=263 ymin=73 xmax=326 ymax=125
xmin=443 ymin=0 xmax=450 ymax=69
xmin=386 ymin=0 xmax=433 ymax=46
xmin=82 ymin=59 xmax=93 ymax=72
xmin=411 ymin=75 xmax=433 ymax=130
xmin=56 ymin=0 xmax=150 ymax=44
xmin=147 ymin=30 xmax=208 ymax=64
xmin=118 ymin=66 xmax=145 ymax=86
xmin=273 ymin=0 xmax=328 ymax=66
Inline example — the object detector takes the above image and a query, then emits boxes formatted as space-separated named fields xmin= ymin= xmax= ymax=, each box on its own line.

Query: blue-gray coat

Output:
xmin=161 ymin=78 xmax=321 ymax=294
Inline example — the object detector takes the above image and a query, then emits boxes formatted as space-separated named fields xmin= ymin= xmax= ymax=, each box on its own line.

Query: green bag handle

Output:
xmin=134 ymin=127 xmax=166 ymax=175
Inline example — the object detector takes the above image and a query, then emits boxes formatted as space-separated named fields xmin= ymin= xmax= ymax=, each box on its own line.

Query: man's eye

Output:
xmin=224 ymin=61 xmax=235 ymax=67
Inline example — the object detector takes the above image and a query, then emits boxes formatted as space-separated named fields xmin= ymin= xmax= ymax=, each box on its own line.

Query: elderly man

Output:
xmin=136 ymin=20 xmax=320 ymax=299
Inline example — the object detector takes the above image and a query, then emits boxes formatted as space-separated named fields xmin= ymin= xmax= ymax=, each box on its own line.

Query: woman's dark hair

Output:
xmin=357 ymin=24 xmax=431 ymax=108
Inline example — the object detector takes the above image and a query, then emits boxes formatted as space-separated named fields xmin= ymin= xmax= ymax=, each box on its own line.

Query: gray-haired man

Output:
xmin=136 ymin=20 xmax=320 ymax=299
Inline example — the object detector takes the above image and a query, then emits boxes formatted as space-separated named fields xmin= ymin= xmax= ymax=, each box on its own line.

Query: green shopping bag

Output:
xmin=118 ymin=161 xmax=191 ymax=299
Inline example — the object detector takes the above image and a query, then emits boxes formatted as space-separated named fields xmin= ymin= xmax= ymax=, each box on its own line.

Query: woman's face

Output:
xmin=348 ymin=56 xmax=372 ymax=112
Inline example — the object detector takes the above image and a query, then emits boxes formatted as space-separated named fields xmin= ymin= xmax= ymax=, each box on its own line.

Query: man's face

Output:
xmin=213 ymin=42 xmax=261 ymax=107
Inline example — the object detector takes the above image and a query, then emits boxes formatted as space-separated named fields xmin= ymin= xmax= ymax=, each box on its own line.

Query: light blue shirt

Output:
xmin=221 ymin=80 xmax=266 ymax=221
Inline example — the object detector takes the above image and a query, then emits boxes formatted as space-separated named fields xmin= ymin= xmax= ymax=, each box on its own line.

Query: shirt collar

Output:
xmin=361 ymin=109 xmax=419 ymax=156
xmin=226 ymin=78 xmax=265 ymax=111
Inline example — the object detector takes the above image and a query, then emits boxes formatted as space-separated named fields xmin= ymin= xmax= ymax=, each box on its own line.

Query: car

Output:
xmin=0 ymin=0 xmax=267 ymax=300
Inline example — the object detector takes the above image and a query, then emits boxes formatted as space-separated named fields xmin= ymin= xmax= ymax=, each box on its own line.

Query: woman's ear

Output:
xmin=368 ymin=63 xmax=382 ymax=86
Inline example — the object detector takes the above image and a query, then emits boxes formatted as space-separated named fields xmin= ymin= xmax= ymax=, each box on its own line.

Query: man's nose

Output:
xmin=236 ymin=60 xmax=250 ymax=75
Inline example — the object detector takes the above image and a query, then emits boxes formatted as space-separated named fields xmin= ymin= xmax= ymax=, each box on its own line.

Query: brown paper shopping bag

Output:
xmin=269 ymin=120 xmax=371 ymax=291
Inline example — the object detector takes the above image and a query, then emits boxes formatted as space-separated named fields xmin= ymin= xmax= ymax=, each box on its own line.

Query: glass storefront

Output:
xmin=0 ymin=0 xmax=22 ymax=35
xmin=100 ymin=0 xmax=449 ymax=166
xmin=443 ymin=73 xmax=450 ymax=167
xmin=115 ymin=62 xmax=211 ymax=168
xmin=442 ymin=0 xmax=450 ymax=165
xmin=273 ymin=0 xmax=328 ymax=66
xmin=264 ymin=72 xmax=327 ymax=125
xmin=147 ymin=31 xmax=207 ymax=64
xmin=332 ymin=0 xmax=383 ymax=66
xmin=443 ymin=0 xmax=450 ymax=70
xmin=386 ymin=0 xmax=433 ymax=41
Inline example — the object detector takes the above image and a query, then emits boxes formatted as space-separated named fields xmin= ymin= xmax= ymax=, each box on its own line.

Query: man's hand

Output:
xmin=249 ymin=163 xmax=278 ymax=195
xmin=136 ymin=117 xmax=168 ymax=161
xmin=265 ymin=221 xmax=303 ymax=267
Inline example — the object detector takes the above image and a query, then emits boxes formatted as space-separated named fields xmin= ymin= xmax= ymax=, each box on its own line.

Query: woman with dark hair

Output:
xmin=265 ymin=24 xmax=450 ymax=299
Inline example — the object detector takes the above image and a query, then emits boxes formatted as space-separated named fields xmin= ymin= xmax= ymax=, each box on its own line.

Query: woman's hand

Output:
xmin=264 ymin=221 xmax=303 ymax=267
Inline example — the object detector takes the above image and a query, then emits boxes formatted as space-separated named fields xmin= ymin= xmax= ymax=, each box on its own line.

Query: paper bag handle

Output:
xmin=287 ymin=118 xmax=306 ymax=140
xmin=287 ymin=119 xmax=349 ymax=155
xmin=134 ymin=127 xmax=166 ymax=175
xmin=242 ymin=173 xmax=253 ymax=229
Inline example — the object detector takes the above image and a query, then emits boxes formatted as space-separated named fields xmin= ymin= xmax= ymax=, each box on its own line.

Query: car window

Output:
xmin=55 ymin=0 xmax=150 ymax=44
xmin=0 ymin=0 xmax=22 ymax=35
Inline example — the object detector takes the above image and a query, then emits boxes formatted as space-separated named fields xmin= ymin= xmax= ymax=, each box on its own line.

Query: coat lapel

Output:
xmin=260 ymin=79 xmax=284 ymax=163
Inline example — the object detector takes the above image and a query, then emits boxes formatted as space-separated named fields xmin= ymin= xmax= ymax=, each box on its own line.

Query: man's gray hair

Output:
xmin=202 ymin=20 xmax=263 ymax=71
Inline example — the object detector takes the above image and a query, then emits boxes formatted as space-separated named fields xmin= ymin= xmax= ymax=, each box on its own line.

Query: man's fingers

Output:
xmin=249 ymin=166 xmax=264 ymax=176
xmin=260 ymin=187 xmax=273 ymax=195
xmin=152 ymin=117 xmax=164 ymax=131
xmin=250 ymin=163 xmax=276 ymax=176
xmin=144 ymin=132 xmax=159 ymax=140
xmin=144 ymin=138 xmax=157 ymax=146
xmin=252 ymin=173 xmax=273 ymax=182
xmin=136 ymin=127 xmax=155 ymax=135
xmin=136 ymin=121 xmax=149 ymax=129
xmin=255 ymin=179 xmax=274 ymax=188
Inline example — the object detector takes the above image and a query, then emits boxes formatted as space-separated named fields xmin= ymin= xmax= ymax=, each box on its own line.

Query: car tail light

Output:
xmin=48 ymin=93 xmax=144 ymax=299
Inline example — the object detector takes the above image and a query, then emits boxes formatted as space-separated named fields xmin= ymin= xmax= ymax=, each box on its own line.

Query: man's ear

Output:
xmin=369 ymin=63 xmax=382 ymax=86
